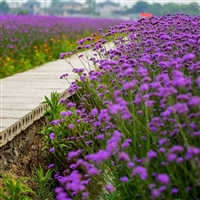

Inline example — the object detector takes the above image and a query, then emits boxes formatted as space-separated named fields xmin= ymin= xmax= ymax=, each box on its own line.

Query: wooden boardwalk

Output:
xmin=0 ymin=42 xmax=114 ymax=147
xmin=0 ymin=53 xmax=91 ymax=147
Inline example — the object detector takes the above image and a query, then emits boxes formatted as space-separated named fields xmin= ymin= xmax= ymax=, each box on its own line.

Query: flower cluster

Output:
xmin=51 ymin=13 xmax=200 ymax=200
xmin=1 ymin=14 xmax=127 ymax=78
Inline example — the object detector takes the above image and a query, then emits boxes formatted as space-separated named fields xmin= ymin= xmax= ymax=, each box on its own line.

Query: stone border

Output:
xmin=0 ymin=117 xmax=47 ymax=170
xmin=0 ymin=88 xmax=72 ymax=147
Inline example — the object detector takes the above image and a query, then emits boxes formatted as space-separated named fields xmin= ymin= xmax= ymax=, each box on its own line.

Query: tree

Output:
xmin=51 ymin=0 xmax=60 ymax=7
xmin=0 ymin=0 xmax=10 ymax=14
xmin=148 ymin=3 xmax=163 ymax=16
xmin=85 ymin=0 xmax=96 ymax=14
xmin=131 ymin=1 xmax=150 ymax=13
xmin=184 ymin=2 xmax=200 ymax=15
xmin=17 ymin=10 xmax=29 ymax=15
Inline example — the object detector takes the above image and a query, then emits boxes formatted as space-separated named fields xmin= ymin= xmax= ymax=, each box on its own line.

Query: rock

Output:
xmin=8 ymin=159 xmax=14 ymax=164
xmin=3 ymin=161 xmax=8 ymax=166
xmin=31 ymin=145 xmax=36 ymax=151
xmin=26 ymin=125 xmax=37 ymax=146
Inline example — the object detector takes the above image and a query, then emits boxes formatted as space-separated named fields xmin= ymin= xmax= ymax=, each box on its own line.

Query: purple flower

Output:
xmin=173 ymin=103 xmax=189 ymax=115
xmin=147 ymin=149 xmax=157 ymax=159
xmin=188 ymin=96 xmax=200 ymax=106
xmin=197 ymin=76 xmax=200 ymax=87
xmin=60 ymin=53 xmax=67 ymax=59
xmin=159 ymin=186 xmax=167 ymax=192
xmin=82 ymin=192 xmax=89 ymax=198
xmin=56 ymin=191 xmax=69 ymax=200
xmin=148 ymin=183 xmax=156 ymax=189
xmin=132 ymin=166 xmax=148 ymax=180
xmin=176 ymin=157 xmax=184 ymax=163
xmin=49 ymin=132 xmax=55 ymax=140
xmin=54 ymin=186 xmax=64 ymax=194
xmin=85 ymin=150 xmax=110 ymax=164
xmin=123 ymin=80 xmax=137 ymax=90
xmin=67 ymin=102 xmax=76 ymax=108
xmin=85 ymin=141 xmax=92 ymax=145
xmin=193 ymin=131 xmax=200 ymax=136
xmin=49 ymin=147 xmax=55 ymax=153
xmin=118 ymin=152 xmax=130 ymax=161
xmin=159 ymin=138 xmax=169 ymax=145
xmin=151 ymin=189 xmax=161 ymax=197
xmin=95 ymin=134 xmax=104 ymax=140
xmin=50 ymin=119 xmax=60 ymax=126
xmin=68 ymin=124 xmax=75 ymax=129
xmin=169 ymin=145 xmax=184 ymax=153
xmin=171 ymin=188 xmax=179 ymax=194
xmin=60 ymin=110 xmax=73 ymax=117
xmin=121 ymin=139 xmax=132 ymax=149
xmin=105 ymin=184 xmax=115 ymax=192
xmin=145 ymin=100 xmax=156 ymax=107
xmin=140 ymin=83 xmax=149 ymax=92
xmin=186 ymin=146 xmax=200 ymax=160
xmin=127 ymin=162 xmax=135 ymax=168
xmin=48 ymin=164 xmax=54 ymax=169
xmin=120 ymin=176 xmax=129 ymax=182
xmin=67 ymin=149 xmax=82 ymax=161
xmin=90 ymin=108 xmax=98 ymax=116
xmin=87 ymin=166 xmax=101 ymax=175
xmin=157 ymin=174 xmax=170 ymax=184
xmin=98 ymin=109 xmax=111 ymax=122
xmin=182 ymin=53 xmax=195 ymax=62
xmin=167 ymin=153 xmax=177 ymax=162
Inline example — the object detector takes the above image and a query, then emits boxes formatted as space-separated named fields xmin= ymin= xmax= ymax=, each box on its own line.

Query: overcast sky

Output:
xmin=6 ymin=0 xmax=200 ymax=8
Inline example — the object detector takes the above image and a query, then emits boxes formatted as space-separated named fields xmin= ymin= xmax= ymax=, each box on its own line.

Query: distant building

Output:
xmin=59 ymin=0 xmax=83 ymax=16
xmin=8 ymin=2 xmax=21 ymax=14
xmin=22 ymin=0 xmax=41 ymax=15
xmin=9 ymin=2 xmax=20 ymax=9
xmin=95 ymin=0 xmax=122 ymax=17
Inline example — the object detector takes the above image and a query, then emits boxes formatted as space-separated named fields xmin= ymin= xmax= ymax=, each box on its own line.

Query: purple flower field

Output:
xmin=0 ymin=15 xmax=127 ymax=78
xmin=42 ymin=13 xmax=200 ymax=200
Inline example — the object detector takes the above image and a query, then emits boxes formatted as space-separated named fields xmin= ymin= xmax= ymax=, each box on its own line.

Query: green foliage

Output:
xmin=0 ymin=174 xmax=35 ymax=200
xmin=17 ymin=10 xmax=29 ymax=15
xmin=42 ymin=92 xmax=64 ymax=122
xmin=85 ymin=0 xmax=96 ymax=14
xmin=40 ymin=92 xmax=74 ymax=170
xmin=33 ymin=166 xmax=54 ymax=200
xmin=130 ymin=1 xmax=150 ymax=13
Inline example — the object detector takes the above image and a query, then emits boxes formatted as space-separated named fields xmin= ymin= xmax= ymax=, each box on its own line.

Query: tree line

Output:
xmin=126 ymin=1 xmax=200 ymax=16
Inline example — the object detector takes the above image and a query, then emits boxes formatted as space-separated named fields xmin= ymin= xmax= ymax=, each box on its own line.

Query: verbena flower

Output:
xmin=120 ymin=176 xmax=129 ymax=182
xmin=48 ymin=164 xmax=54 ymax=169
xmin=60 ymin=53 xmax=67 ymax=59
xmin=157 ymin=174 xmax=170 ymax=184
xmin=49 ymin=132 xmax=55 ymax=140
xmin=132 ymin=166 xmax=148 ymax=180
xmin=51 ymin=14 xmax=200 ymax=199
xmin=49 ymin=147 xmax=55 ymax=153
xmin=68 ymin=124 xmax=75 ymax=129
xmin=105 ymin=184 xmax=115 ymax=192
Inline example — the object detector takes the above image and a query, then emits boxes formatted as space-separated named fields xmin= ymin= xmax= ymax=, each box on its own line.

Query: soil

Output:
xmin=0 ymin=133 xmax=50 ymax=199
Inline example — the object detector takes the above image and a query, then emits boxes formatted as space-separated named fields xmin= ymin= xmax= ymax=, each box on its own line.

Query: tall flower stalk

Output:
xmin=45 ymin=13 xmax=200 ymax=200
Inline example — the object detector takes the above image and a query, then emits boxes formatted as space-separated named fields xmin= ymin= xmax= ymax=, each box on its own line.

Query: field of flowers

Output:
xmin=44 ymin=13 xmax=200 ymax=200
xmin=1 ymin=13 xmax=200 ymax=200
xmin=0 ymin=15 xmax=126 ymax=78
